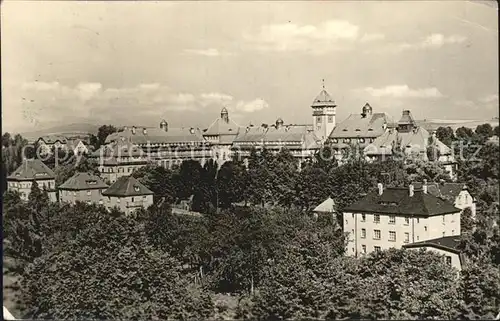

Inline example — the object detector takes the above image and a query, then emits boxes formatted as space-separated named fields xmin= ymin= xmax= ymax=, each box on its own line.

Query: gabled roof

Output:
xmin=329 ymin=111 xmax=394 ymax=139
xmin=203 ymin=117 xmax=241 ymax=136
xmin=105 ymin=127 xmax=206 ymax=145
xmin=59 ymin=172 xmax=109 ymax=190
xmin=311 ymin=89 xmax=336 ymax=107
xmin=313 ymin=197 xmax=336 ymax=212
xmin=398 ymin=110 xmax=416 ymax=125
xmin=402 ymin=236 xmax=461 ymax=254
xmin=344 ymin=187 xmax=461 ymax=217
xmin=7 ymin=159 xmax=55 ymax=181
xmin=102 ymin=176 xmax=153 ymax=197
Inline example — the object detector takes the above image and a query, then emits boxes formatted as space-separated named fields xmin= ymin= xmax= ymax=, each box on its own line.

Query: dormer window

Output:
xmin=368 ymin=128 xmax=373 ymax=131
xmin=342 ymin=129 xmax=348 ymax=131
xmin=87 ymin=180 xmax=97 ymax=185
xmin=344 ymin=138 xmax=351 ymax=143
xmin=359 ymin=138 xmax=365 ymax=143
xmin=355 ymin=129 xmax=360 ymax=132
xmin=332 ymin=138 xmax=338 ymax=143
xmin=134 ymin=186 xmax=140 ymax=192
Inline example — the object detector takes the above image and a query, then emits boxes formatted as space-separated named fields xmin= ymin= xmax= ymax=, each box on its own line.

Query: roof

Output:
xmin=412 ymin=182 xmax=467 ymax=200
xmin=204 ymin=117 xmax=241 ymax=136
xmin=37 ymin=135 xmax=68 ymax=144
xmin=398 ymin=110 xmax=416 ymax=125
xmin=59 ymin=172 xmax=109 ymax=190
xmin=102 ymin=176 xmax=154 ymax=197
xmin=7 ymin=159 xmax=55 ymax=181
xmin=344 ymin=187 xmax=461 ymax=217
xmin=311 ymin=89 xmax=336 ymax=107
xmin=313 ymin=197 xmax=336 ymax=212
xmin=104 ymin=127 xmax=206 ymax=145
xmin=329 ymin=111 xmax=394 ymax=139
xmin=91 ymin=142 xmax=144 ymax=159
xmin=364 ymin=125 xmax=452 ymax=156
xmin=233 ymin=124 xmax=322 ymax=149
xmin=402 ymin=236 xmax=461 ymax=254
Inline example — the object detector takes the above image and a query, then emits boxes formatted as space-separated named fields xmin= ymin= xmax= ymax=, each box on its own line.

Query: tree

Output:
xmin=132 ymin=164 xmax=176 ymax=204
xmin=456 ymin=126 xmax=474 ymax=140
xmin=294 ymin=165 xmax=330 ymax=212
xmin=96 ymin=125 xmax=117 ymax=148
xmin=216 ymin=160 xmax=248 ymax=209
xmin=2 ymin=132 xmax=12 ymax=147
xmin=20 ymin=210 xmax=215 ymax=319
xmin=461 ymin=207 xmax=475 ymax=234
xmin=272 ymin=149 xmax=299 ymax=208
xmin=435 ymin=126 xmax=455 ymax=147
xmin=28 ymin=181 xmax=49 ymax=214
xmin=475 ymin=123 xmax=494 ymax=138
xmin=494 ymin=125 xmax=500 ymax=137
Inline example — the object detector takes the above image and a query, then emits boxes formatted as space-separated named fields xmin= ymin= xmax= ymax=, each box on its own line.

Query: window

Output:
xmin=373 ymin=229 xmax=381 ymax=240
xmin=442 ymin=215 xmax=445 ymax=223
xmin=404 ymin=232 xmax=410 ymax=243
xmin=132 ymin=197 xmax=135 ymax=202
xmin=417 ymin=236 xmax=419 ymax=241
xmin=358 ymin=138 xmax=365 ymax=143
xmin=361 ymin=228 xmax=366 ymax=239
xmin=389 ymin=231 xmax=396 ymax=242
xmin=361 ymin=214 xmax=366 ymax=222
xmin=405 ymin=216 xmax=410 ymax=225
xmin=344 ymin=138 xmax=351 ymax=143
xmin=389 ymin=215 xmax=396 ymax=224
xmin=317 ymin=116 xmax=322 ymax=123
xmin=361 ymin=245 xmax=366 ymax=253
xmin=87 ymin=190 xmax=91 ymax=196
xmin=328 ymin=116 xmax=334 ymax=123
xmin=424 ymin=226 xmax=427 ymax=231
xmin=73 ymin=191 xmax=76 ymax=196
xmin=374 ymin=215 xmax=380 ymax=223
xmin=445 ymin=256 xmax=452 ymax=266
xmin=345 ymin=219 xmax=348 ymax=225
xmin=416 ymin=218 xmax=420 ymax=223
xmin=452 ymin=229 xmax=455 ymax=235
xmin=374 ymin=246 xmax=381 ymax=252
xmin=351 ymin=229 xmax=354 ymax=235
xmin=117 ymin=198 xmax=121 ymax=203
xmin=332 ymin=138 xmax=338 ymax=143
xmin=442 ymin=231 xmax=446 ymax=237
xmin=352 ymin=213 xmax=355 ymax=218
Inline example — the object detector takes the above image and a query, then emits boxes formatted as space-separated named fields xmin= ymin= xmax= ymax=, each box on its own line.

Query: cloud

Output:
xmin=184 ymin=48 xmax=232 ymax=56
xmin=243 ymin=20 xmax=384 ymax=54
xmin=370 ymin=33 xmax=467 ymax=54
xmin=76 ymin=82 xmax=102 ymax=101
xmin=21 ymin=81 xmax=60 ymax=91
xmin=199 ymin=92 xmax=234 ymax=106
xmin=359 ymin=85 xmax=444 ymax=98
xmin=234 ymin=99 xmax=270 ymax=112
xmin=479 ymin=93 xmax=499 ymax=103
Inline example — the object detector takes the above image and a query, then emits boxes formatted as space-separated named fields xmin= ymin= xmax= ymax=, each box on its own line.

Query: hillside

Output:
xmin=416 ymin=118 xmax=499 ymax=132
xmin=19 ymin=123 xmax=100 ymax=141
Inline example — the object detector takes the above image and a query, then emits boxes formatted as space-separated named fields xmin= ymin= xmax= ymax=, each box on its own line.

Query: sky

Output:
xmin=1 ymin=0 xmax=499 ymax=133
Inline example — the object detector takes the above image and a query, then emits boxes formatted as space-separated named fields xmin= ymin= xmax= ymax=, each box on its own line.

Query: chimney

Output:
xmin=378 ymin=183 xmax=383 ymax=195
xmin=142 ymin=128 xmax=147 ymax=135
xmin=422 ymin=179 xmax=428 ymax=194
xmin=131 ymin=126 xmax=136 ymax=135
xmin=409 ymin=184 xmax=414 ymax=197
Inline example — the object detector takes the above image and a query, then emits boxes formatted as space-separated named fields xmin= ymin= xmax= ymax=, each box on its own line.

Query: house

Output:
xmin=36 ymin=135 xmax=68 ymax=155
xmin=104 ymin=122 xmax=212 ymax=169
xmin=101 ymin=176 xmax=154 ymax=215
xmin=343 ymin=183 xmax=461 ymax=257
xmin=7 ymin=159 xmax=57 ymax=202
xmin=91 ymin=142 xmax=149 ymax=184
xmin=364 ymin=110 xmax=456 ymax=179
xmin=413 ymin=180 xmax=476 ymax=220
xmin=403 ymin=236 xmax=465 ymax=271
xmin=328 ymin=103 xmax=395 ymax=162
xmin=312 ymin=197 xmax=336 ymax=220
xmin=58 ymin=172 xmax=109 ymax=205
xmin=67 ymin=139 xmax=89 ymax=155
xmin=203 ymin=107 xmax=242 ymax=165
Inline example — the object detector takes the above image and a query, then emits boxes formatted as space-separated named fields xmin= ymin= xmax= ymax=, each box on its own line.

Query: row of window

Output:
xmin=359 ymin=229 xmax=409 ymax=242
xmin=316 ymin=116 xmax=335 ymax=124
xmin=60 ymin=190 xmax=105 ymax=196
xmin=331 ymin=138 xmax=374 ymax=144
xmin=10 ymin=181 xmax=54 ymax=189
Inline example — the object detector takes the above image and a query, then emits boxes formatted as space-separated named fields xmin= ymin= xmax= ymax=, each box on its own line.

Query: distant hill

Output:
xmin=416 ymin=118 xmax=499 ymax=132
xmin=20 ymin=123 xmax=100 ymax=142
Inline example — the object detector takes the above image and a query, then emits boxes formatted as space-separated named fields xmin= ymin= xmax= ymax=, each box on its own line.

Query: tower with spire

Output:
xmin=311 ymin=79 xmax=337 ymax=141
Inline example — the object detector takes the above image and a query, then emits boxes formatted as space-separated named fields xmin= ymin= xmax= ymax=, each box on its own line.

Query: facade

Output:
xmin=91 ymin=142 xmax=149 ymax=184
xmin=343 ymin=183 xmax=461 ymax=257
xmin=311 ymin=88 xmax=337 ymax=141
xmin=58 ymin=172 xmax=109 ymax=205
xmin=364 ymin=110 xmax=457 ymax=179
xmin=403 ymin=236 xmax=465 ymax=271
xmin=231 ymin=119 xmax=322 ymax=167
xmin=102 ymin=176 xmax=154 ymax=215
xmin=7 ymin=159 xmax=57 ymax=202
xmin=36 ymin=135 xmax=68 ymax=155
xmin=105 ymin=122 xmax=212 ymax=169
xmin=203 ymin=107 xmax=242 ymax=165
xmin=328 ymin=103 xmax=395 ymax=161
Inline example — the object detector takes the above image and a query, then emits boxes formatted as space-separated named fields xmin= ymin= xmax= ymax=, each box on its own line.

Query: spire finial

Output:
xmin=322 ymin=79 xmax=325 ymax=90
